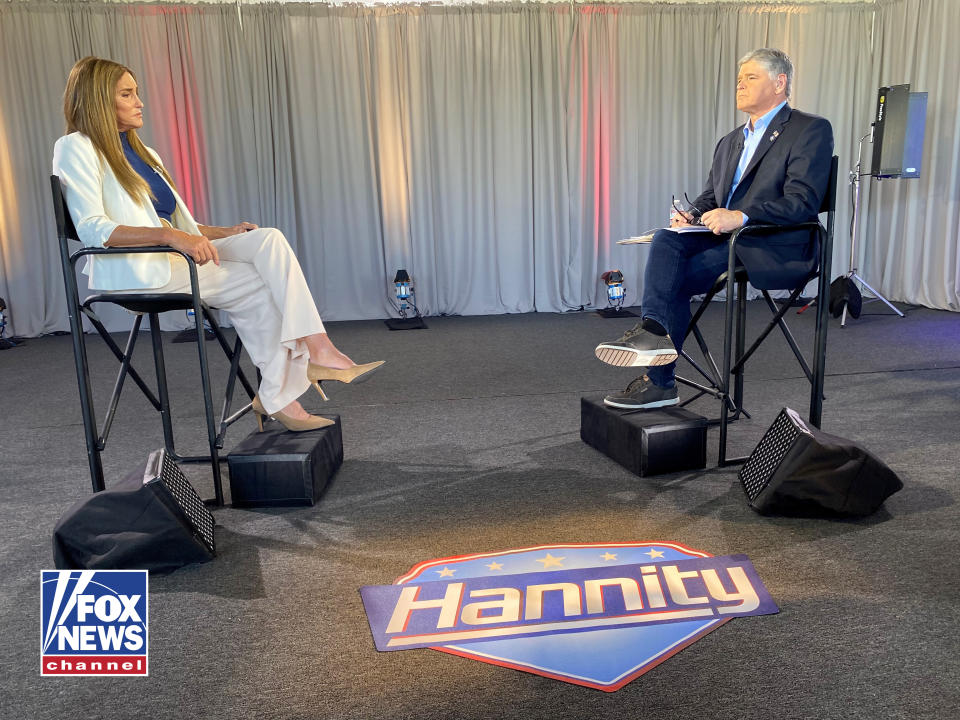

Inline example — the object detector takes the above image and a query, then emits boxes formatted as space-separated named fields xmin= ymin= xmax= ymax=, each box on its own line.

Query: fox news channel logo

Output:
xmin=41 ymin=570 xmax=148 ymax=676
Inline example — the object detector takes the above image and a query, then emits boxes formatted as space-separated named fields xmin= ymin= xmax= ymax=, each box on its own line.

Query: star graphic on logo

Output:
xmin=535 ymin=553 xmax=565 ymax=569
xmin=436 ymin=567 xmax=456 ymax=578
xmin=601 ymin=552 xmax=618 ymax=561
xmin=644 ymin=549 xmax=665 ymax=559
xmin=486 ymin=562 xmax=504 ymax=571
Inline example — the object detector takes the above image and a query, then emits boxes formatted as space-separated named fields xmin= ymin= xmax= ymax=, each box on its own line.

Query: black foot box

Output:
xmin=227 ymin=418 xmax=343 ymax=507
xmin=581 ymin=395 xmax=707 ymax=476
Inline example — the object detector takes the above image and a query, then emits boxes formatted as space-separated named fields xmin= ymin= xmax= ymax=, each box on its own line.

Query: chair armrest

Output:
xmin=722 ymin=220 xmax=827 ymax=292
xmin=728 ymin=220 xmax=824 ymax=246
xmin=68 ymin=245 xmax=203 ymax=295
xmin=726 ymin=220 xmax=826 ymax=266
xmin=70 ymin=244 xmax=195 ymax=265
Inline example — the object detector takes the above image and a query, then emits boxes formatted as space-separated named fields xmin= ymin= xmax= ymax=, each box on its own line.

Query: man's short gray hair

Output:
xmin=738 ymin=48 xmax=794 ymax=98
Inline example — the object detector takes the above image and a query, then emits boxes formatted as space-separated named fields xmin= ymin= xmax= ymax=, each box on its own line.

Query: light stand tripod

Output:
xmin=840 ymin=128 xmax=905 ymax=327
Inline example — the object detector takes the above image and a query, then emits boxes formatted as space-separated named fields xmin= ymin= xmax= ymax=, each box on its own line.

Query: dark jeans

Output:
xmin=641 ymin=228 xmax=731 ymax=387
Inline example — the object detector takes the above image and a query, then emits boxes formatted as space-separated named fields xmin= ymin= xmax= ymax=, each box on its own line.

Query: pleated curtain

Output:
xmin=1 ymin=0 xmax=955 ymax=335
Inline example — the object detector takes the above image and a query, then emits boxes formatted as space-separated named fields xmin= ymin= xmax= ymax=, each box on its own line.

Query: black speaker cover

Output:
xmin=53 ymin=450 xmax=215 ymax=573
xmin=739 ymin=408 xmax=903 ymax=516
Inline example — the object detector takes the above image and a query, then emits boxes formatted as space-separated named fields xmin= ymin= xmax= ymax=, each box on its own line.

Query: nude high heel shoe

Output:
xmin=251 ymin=396 xmax=335 ymax=432
xmin=307 ymin=360 xmax=384 ymax=401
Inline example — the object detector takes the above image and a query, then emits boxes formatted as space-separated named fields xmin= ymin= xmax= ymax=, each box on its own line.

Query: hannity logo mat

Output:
xmin=360 ymin=542 xmax=777 ymax=691
xmin=41 ymin=570 xmax=148 ymax=676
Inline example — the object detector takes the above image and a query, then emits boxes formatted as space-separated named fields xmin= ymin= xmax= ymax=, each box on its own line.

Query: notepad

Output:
xmin=617 ymin=225 xmax=714 ymax=244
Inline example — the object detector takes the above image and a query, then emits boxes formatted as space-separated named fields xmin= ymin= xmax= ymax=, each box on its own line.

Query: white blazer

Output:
xmin=52 ymin=132 xmax=202 ymax=291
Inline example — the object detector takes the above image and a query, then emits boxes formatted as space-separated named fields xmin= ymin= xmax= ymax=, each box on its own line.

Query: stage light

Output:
xmin=394 ymin=270 xmax=413 ymax=312
xmin=596 ymin=270 xmax=636 ymax=318
xmin=173 ymin=307 xmax=216 ymax=344
xmin=0 ymin=296 xmax=21 ymax=349
xmin=385 ymin=269 xmax=427 ymax=330
xmin=603 ymin=270 xmax=625 ymax=308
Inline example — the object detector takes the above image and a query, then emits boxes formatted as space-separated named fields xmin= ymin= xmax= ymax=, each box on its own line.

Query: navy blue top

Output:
xmin=120 ymin=133 xmax=176 ymax=222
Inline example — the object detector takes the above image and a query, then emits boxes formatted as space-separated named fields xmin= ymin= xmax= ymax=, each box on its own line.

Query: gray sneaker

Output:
xmin=603 ymin=375 xmax=679 ymax=409
xmin=595 ymin=324 xmax=678 ymax=368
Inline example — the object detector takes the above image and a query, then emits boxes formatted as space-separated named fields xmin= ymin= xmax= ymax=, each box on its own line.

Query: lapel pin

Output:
xmin=770 ymin=130 xmax=780 ymax=142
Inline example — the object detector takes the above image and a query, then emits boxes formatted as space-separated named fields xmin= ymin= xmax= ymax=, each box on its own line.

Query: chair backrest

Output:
xmin=51 ymin=175 xmax=80 ymax=254
xmin=820 ymin=155 xmax=839 ymax=215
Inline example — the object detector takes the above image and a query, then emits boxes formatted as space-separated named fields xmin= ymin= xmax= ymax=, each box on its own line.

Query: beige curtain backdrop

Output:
xmin=863 ymin=0 xmax=960 ymax=311
xmin=0 ymin=0 xmax=952 ymax=336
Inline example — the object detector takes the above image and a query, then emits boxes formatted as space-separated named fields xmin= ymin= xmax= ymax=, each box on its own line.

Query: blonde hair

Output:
xmin=63 ymin=56 xmax=176 ymax=204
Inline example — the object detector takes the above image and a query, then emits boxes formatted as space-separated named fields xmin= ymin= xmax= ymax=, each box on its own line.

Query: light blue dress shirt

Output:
xmin=725 ymin=100 xmax=787 ymax=223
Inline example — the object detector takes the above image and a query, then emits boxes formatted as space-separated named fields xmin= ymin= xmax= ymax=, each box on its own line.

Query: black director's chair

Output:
xmin=675 ymin=155 xmax=839 ymax=465
xmin=52 ymin=176 xmax=256 ymax=504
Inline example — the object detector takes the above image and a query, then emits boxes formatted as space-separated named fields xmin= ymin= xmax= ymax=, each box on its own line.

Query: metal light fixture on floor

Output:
xmin=0 ymin=296 xmax=23 ymax=349
xmin=596 ymin=270 xmax=637 ymax=318
xmin=385 ymin=269 xmax=427 ymax=330
xmin=173 ymin=307 xmax=216 ymax=343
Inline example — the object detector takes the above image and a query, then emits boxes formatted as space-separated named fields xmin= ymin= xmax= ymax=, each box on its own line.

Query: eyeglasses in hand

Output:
xmin=671 ymin=193 xmax=703 ymax=225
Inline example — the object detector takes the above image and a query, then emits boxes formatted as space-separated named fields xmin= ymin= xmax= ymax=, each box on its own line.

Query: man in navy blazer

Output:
xmin=596 ymin=48 xmax=834 ymax=410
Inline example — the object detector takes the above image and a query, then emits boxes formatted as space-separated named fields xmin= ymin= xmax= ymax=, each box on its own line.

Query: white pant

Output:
xmin=138 ymin=227 xmax=325 ymax=414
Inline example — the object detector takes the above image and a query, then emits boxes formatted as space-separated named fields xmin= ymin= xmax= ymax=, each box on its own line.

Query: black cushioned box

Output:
xmin=580 ymin=395 xmax=707 ymax=476
xmin=227 ymin=418 xmax=343 ymax=507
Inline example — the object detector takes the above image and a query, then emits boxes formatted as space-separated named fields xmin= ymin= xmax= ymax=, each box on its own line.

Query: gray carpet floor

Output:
xmin=1 ymin=302 xmax=958 ymax=719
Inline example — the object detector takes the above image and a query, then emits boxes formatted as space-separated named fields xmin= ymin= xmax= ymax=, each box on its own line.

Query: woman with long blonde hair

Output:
xmin=53 ymin=57 xmax=382 ymax=431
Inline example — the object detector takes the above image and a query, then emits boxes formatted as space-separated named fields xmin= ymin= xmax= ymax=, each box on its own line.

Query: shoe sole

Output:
xmin=603 ymin=396 xmax=680 ymax=410
xmin=594 ymin=345 xmax=678 ymax=368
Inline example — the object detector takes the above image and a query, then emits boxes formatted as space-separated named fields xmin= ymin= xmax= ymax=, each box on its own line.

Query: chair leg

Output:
xmin=82 ymin=304 xmax=162 ymax=409
xmin=203 ymin=308 xmax=256 ymax=401
xmin=99 ymin=317 xmax=144 ymax=445
xmin=733 ymin=278 xmax=747 ymax=415
xmin=66 ymin=290 xmax=105 ymax=492
xmin=676 ymin=351 xmax=744 ymax=415
xmin=679 ymin=289 xmax=726 ymax=391
xmin=216 ymin=335 xmax=243 ymax=447
xmin=810 ymin=245 xmax=832 ymax=427
xmin=200 ymin=308 xmax=254 ymax=446
xmin=718 ymin=264 xmax=738 ymax=466
xmin=192 ymin=303 xmax=224 ymax=506
xmin=691 ymin=324 xmax=730 ymax=397
xmin=676 ymin=301 xmax=748 ymax=418
xmin=719 ymin=252 xmax=753 ymax=466
xmin=149 ymin=314 xmax=178 ymax=457
xmin=760 ymin=291 xmax=814 ymax=383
